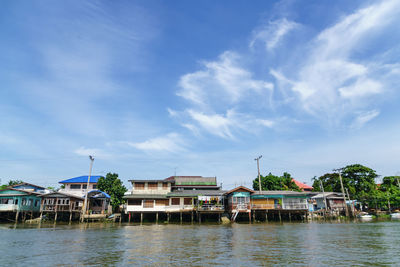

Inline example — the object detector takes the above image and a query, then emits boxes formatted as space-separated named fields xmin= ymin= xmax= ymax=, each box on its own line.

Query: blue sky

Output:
xmin=1 ymin=0 xmax=400 ymax=189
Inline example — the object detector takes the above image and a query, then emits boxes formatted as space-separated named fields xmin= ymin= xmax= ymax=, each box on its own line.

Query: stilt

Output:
xmin=54 ymin=212 xmax=58 ymax=222
xmin=167 ymin=213 xmax=170 ymax=223
xmin=218 ymin=213 xmax=221 ymax=223
xmin=278 ymin=211 xmax=281 ymax=223
xmin=252 ymin=211 xmax=256 ymax=222
xmin=69 ymin=212 xmax=73 ymax=223
xmin=180 ymin=212 xmax=182 ymax=224
xmin=289 ymin=212 xmax=291 ymax=222
xmin=199 ymin=213 xmax=202 ymax=224
xmin=140 ymin=213 xmax=143 ymax=224
xmin=248 ymin=212 xmax=251 ymax=222
xmin=22 ymin=212 xmax=26 ymax=222
xmin=15 ymin=211 xmax=19 ymax=222
xmin=156 ymin=212 xmax=159 ymax=224
xmin=191 ymin=212 xmax=193 ymax=223
xmin=40 ymin=212 xmax=43 ymax=221
xmin=128 ymin=212 xmax=131 ymax=223
xmin=265 ymin=210 xmax=268 ymax=222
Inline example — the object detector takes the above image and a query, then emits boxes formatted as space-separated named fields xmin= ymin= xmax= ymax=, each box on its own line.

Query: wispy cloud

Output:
xmin=351 ymin=110 xmax=380 ymax=129
xmin=127 ymin=133 xmax=186 ymax=152
xmin=250 ymin=18 xmax=298 ymax=50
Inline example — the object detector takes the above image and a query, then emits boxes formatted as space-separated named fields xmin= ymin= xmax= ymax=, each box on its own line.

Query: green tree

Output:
xmin=8 ymin=180 xmax=23 ymax=186
xmin=253 ymin=172 xmax=300 ymax=191
xmin=97 ymin=173 xmax=127 ymax=212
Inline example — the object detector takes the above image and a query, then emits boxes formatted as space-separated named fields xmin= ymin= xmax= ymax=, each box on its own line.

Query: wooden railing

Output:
xmin=197 ymin=204 xmax=224 ymax=211
xmin=231 ymin=203 xmax=251 ymax=210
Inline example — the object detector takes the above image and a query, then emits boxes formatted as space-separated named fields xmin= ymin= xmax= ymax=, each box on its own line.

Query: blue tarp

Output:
xmin=88 ymin=190 xmax=111 ymax=199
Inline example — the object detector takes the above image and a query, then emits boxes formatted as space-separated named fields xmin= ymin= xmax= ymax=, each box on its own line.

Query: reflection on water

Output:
xmin=0 ymin=221 xmax=399 ymax=266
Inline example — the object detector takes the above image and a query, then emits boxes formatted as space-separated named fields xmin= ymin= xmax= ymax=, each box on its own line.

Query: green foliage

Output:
xmin=8 ymin=180 xmax=23 ymax=186
xmin=253 ymin=172 xmax=300 ymax=191
xmin=97 ymin=173 xmax=127 ymax=212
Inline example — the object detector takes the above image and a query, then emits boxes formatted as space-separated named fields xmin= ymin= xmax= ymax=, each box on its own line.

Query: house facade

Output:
xmin=59 ymin=175 xmax=101 ymax=197
xmin=0 ymin=188 xmax=42 ymax=221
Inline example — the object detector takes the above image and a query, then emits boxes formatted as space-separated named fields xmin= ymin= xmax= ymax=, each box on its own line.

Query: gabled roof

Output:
xmin=41 ymin=191 xmax=84 ymax=200
xmin=0 ymin=188 xmax=42 ymax=196
xmin=9 ymin=182 xmax=46 ymax=190
xmin=59 ymin=175 xmax=102 ymax=184
xmin=224 ymin=186 xmax=254 ymax=195
xmin=292 ymin=179 xmax=313 ymax=190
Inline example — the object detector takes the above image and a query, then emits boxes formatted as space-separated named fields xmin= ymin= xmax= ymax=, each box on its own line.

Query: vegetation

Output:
xmin=253 ymin=172 xmax=300 ymax=191
xmin=97 ymin=173 xmax=127 ymax=212
xmin=312 ymin=164 xmax=400 ymax=210
xmin=0 ymin=179 xmax=24 ymax=190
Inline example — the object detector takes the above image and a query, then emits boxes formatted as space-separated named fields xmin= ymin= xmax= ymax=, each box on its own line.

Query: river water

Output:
xmin=0 ymin=220 xmax=399 ymax=266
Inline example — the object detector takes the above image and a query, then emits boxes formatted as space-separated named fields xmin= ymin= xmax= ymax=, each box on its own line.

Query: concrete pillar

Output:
xmin=140 ymin=213 xmax=143 ymax=224
xmin=69 ymin=212 xmax=73 ymax=223
xmin=156 ymin=212 xmax=159 ymax=224
xmin=167 ymin=213 xmax=170 ymax=223
xmin=180 ymin=212 xmax=182 ymax=224
xmin=279 ymin=211 xmax=281 ymax=223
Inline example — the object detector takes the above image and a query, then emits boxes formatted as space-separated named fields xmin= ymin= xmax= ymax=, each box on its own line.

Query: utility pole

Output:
xmin=320 ymin=180 xmax=327 ymax=219
xmin=345 ymin=188 xmax=353 ymax=217
xmin=396 ymin=177 xmax=400 ymax=189
xmin=338 ymin=172 xmax=349 ymax=217
xmin=81 ymin=155 xmax=94 ymax=222
xmin=254 ymin=155 xmax=262 ymax=192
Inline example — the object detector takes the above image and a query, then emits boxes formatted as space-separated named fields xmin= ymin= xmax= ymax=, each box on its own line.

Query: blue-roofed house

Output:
xmin=59 ymin=175 xmax=102 ymax=198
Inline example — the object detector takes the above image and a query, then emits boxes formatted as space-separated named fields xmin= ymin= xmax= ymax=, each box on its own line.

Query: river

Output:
xmin=0 ymin=220 xmax=399 ymax=266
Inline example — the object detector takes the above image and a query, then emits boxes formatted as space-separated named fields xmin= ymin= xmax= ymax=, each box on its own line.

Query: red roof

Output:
xmin=292 ymin=179 xmax=313 ymax=191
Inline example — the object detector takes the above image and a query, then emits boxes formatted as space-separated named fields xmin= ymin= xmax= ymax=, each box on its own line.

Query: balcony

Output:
xmin=0 ymin=204 xmax=18 ymax=211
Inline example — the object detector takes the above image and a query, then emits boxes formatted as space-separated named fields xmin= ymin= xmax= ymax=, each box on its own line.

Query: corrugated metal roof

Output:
xmin=167 ymin=190 xmax=226 ymax=197
xmin=123 ymin=194 xmax=168 ymax=199
xmin=59 ymin=175 xmax=102 ymax=184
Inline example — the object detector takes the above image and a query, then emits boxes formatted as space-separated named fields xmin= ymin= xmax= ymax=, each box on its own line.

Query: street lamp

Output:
xmin=81 ymin=155 xmax=94 ymax=222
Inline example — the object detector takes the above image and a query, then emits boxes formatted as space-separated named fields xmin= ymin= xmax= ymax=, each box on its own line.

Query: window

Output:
xmin=184 ymin=198 xmax=192 ymax=205
xmin=155 ymin=199 xmax=169 ymax=206
xmin=70 ymin=184 xmax=81 ymax=189
xmin=148 ymin=183 xmax=158 ymax=190
xmin=15 ymin=199 xmax=18 ymax=205
xmin=143 ymin=200 xmax=154 ymax=208
xmin=82 ymin=184 xmax=87 ymax=189
xmin=22 ymin=198 xmax=27 ymax=205
xmin=162 ymin=183 xmax=168 ymax=189
xmin=128 ymin=199 xmax=142 ymax=206
xmin=27 ymin=199 xmax=33 ymax=206
xmin=58 ymin=199 xmax=61 ymax=205
xmin=66 ymin=199 xmax=70 ymax=205
xmin=34 ymin=200 xmax=39 ymax=207
xmin=135 ymin=183 xmax=145 ymax=190
xmin=171 ymin=198 xmax=180 ymax=205
xmin=92 ymin=184 xmax=97 ymax=189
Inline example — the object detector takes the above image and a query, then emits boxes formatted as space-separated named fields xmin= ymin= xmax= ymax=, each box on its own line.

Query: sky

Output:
xmin=1 ymin=0 xmax=400 ymax=189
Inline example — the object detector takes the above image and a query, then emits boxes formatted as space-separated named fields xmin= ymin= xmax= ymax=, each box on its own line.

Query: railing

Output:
xmin=0 ymin=204 xmax=18 ymax=211
xmin=251 ymin=204 xmax=276 ymax=210
xmin=283 ymin=204 xmax=308 ymax=210
xmin=143 ymin=202 xmax=154 ymax=208
xmin=231 ymin=203 xmax=250 ymax=210
xmin=197 ymin=204 xmax=224 ymax=211
xmin=41 ymin=204 xmax=81 ymax=212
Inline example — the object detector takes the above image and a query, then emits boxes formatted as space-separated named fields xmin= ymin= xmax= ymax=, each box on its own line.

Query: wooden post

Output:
xmin=54 ymin=212 xmax=58 ymax=222
xmin=40 ymin=212 xmax=43 ymax=221
xmin=180 ymin=212 xmax=182 ymax=224
xmin=289 ymin=212 xmax=291 ymax=222
xmin=248 ymin=212 xmax=251 ymax=222
xmin=191 ymin=212 xmax=193 ymax=223
xmin=219 ymin=213 xmax=221 ymax=223
xmin=278 ymin=210 xmax=281 ymax=223
xmin=199 ymin=213 xmax=201 ymax=224
xmin=167 ymin=213 xmax=170 ymax=223
xmin=253 ymin=211 xmax=256 ymax=222
xmin=156 ymin=212 xmax=159 ymax=224
xmin=128 ymin=212 xmax=131 ymax=223
xmin=15 ymin=211 xmax=19 ymax=223
xmin=140 ymin=213 xmax=143 ymax=224
xmin=265 ymin=210 xmax=268 ymax=222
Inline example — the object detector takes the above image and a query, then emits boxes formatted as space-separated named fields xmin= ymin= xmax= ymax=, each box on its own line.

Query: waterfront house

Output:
xmin=124 ymin=176 xmax=225 ymax=223
xmin=224 ymin=186 xmax=254 ymax=221
xmin=40 ymin=191 xmax=84 ymax=221
xmin=0 ymin=188 xmax=42 ymax=222
xmin=9 ymin=182 xmax=50 ymax=194
xmin=87 ymin=190 xmax=112 ymax=215
xmin=59 ymin=175 xmax=102 ymax=197
xmin=251 ymin=191 xmax=309 ymax=221
xmin=311 ymin=192 xmax=346 ymax=211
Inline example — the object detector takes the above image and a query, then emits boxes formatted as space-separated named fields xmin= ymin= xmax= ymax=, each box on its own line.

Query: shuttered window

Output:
xmin=171 ymin=198 xmax=180 ymax=205
xmin=184 ymin=198 xmax=192 ymax=205
xmin=135 ymin=183 xmax=145 ymax=190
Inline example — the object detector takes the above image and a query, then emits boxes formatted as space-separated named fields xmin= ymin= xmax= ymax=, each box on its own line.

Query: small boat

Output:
xmin=390 ymin=213 xmax=400 ymax=219
xmin=357 ymin=213 xmax=373 ymax=221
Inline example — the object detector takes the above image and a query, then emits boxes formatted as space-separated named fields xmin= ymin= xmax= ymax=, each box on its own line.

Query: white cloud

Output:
xmin=177 ymin=51 xmax=273 ymax=107
xmin=339 ymin=79 xmax=382 ymax=99
xmin=255 ymin=119 xmax=275 ymax=128
xmin=187 ymin=110 xmax=235 ymax=139
xmin=351 ymin=110 xmax=380 ymax=129
xmin=127 ymin=133 xmax=186 ymax=152
xmin=250 ymin=18 xmax=299 ymax=50
xmin=74 ymin=146 xmax=111 ymax=159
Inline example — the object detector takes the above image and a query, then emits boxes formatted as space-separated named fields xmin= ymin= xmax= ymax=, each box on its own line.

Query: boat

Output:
xmin=357 ymin=212 xmax=373 ymax=221
xmin=390 ymin=213 xmax=400 ymax=219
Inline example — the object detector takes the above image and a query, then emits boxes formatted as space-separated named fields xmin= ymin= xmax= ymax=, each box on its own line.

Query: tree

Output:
xmin=253 ymin=172 xmax=300 ymax=191
xmin=8 ymin=180 xmax=23 ymax=186
xmin=97 ymin=173 xmax=127 ymax=212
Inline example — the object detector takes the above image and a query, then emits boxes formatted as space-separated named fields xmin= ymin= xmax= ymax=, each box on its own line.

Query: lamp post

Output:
xmin=255 ymin=155 xmax=262 ymax=192
xmin=81 ymin=155 xmax=94 ymax=222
